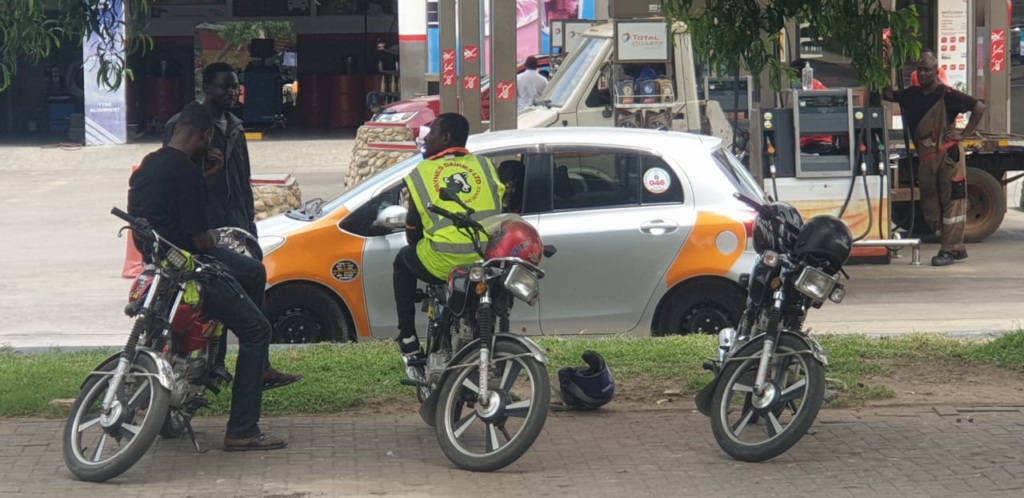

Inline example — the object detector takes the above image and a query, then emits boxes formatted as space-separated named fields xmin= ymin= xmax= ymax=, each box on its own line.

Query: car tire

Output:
xmin=266 ymin=283 xmax=354 ymax=344
xmin=656 ymin=280 xmax=745 ymax=336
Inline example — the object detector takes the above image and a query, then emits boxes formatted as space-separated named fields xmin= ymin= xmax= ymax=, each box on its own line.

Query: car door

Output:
xmin=526 ymin=146 xmax=695 ymax=335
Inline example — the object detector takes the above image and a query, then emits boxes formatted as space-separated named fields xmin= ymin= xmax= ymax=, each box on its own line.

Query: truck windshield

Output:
xmin=538 ymin=36 xmax=606 ymax=108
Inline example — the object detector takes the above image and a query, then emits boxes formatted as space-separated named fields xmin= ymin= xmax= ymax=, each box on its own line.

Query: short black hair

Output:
xmin=177 ymin=102 xmax=214 ymax=135
xmin=434 ymin=113 xmax=470 ymax=146
xmin=525 ymin=56 xmax=538 ymax=70
xmin=498 ymin=160 xmax=525 ymax=183
xmin=202 ymin=62 xmax=236 ymax=87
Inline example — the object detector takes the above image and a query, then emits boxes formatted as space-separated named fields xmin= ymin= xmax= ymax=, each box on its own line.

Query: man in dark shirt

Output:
xmin=128 ymin=102 xmax=286 ymax=451
xmin=884 ymin=53 xmax=986 ymax=266
xmin=164 ymin=63 xmax=302 ymax=390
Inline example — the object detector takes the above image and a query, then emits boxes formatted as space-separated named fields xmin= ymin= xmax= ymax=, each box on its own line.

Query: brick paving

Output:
xmin=2 ymin=403 xmax=1024 ymax=497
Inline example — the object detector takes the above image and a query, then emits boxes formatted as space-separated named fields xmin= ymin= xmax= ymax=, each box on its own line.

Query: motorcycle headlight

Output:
xmin=165 ymin=248 xmax=189 ymax=269
xmin=793 ymin=267 xmax=837 ymax=302
xmin=504 ymin=265 xmax=539 ymax=303
xmin=373 ymin=111 xmax=418 ymax=123
xmin=468 ymin=266 xmax=486 ymax=282
xmin=258 ymin=235 xmax=286 ymax=256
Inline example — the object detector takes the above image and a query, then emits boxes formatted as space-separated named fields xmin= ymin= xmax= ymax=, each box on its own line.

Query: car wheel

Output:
xmin=266 ymin=283 xmax=354 ymax=344
xmin=656 ymin=280 xmax=745 ymax=336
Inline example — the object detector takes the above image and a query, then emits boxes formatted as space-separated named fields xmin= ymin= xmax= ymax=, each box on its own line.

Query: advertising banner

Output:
xmin=83 ymin=0 xmax=127 ymax=146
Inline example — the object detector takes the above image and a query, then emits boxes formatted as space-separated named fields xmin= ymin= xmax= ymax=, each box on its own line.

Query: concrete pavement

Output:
xmin=3 ymin=404 xmax=1024 ymax=497
xmin=1 ymin=133 xmax=1023 ymax=349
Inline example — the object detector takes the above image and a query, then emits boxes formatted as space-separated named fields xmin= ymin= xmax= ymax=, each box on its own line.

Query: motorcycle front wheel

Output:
xmin=62 ymin=354 xmax=170 ymax=482
xmin=435 ymin=340 xmax=550 ymax=472
xmin=710 ymin=333 xmax=825 ymax=462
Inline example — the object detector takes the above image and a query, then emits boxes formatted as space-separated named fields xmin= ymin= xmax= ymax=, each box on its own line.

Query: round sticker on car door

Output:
xmin=643 ymin=168 xmax=671 ymax=194
xmin=331 ymin=260 xmax=360 ymax=282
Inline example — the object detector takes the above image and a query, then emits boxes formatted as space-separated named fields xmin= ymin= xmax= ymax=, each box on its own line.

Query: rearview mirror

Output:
xmin=439 ymin=187 xmax=459 ymax=202
xmin=374 ymin=205 xmax=408 ymax=229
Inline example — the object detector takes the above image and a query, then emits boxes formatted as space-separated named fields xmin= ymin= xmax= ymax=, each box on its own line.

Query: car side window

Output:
xmin=640 ymin=156 xmax=684 ymax=205
xmin=338 ymin=182 xmax=405 ymax=237
xmin=550 ymin=151 xmax=640 ymax=211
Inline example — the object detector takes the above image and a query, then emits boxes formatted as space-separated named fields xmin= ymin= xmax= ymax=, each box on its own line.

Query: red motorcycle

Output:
xmin=62 ymin=207 xmax=256 ymax=482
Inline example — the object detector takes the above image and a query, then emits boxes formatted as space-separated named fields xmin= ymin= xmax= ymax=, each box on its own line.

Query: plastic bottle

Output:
xmin=801 ymin=62 xmax=814 ymax=91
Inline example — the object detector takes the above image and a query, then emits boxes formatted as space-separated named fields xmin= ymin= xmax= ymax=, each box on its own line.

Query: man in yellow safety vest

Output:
xmin=393 ymin=113 xmax=505 ymax=359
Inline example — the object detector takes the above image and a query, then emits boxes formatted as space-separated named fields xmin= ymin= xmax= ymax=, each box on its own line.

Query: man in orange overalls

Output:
xmin=884 ymin=54 xmax=986 ymax=266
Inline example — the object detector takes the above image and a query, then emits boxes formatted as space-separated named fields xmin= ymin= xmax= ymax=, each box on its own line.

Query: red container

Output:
xmin=298 ymin=73 xmax=327 ymax=128
xmin=329 ymin=75 xmax=364 ymax=129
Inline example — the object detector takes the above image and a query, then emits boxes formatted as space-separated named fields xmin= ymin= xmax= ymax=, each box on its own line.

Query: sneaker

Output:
xmin=931 ymin=251 xmax=957 ymax=266
xmin=398 ymin=336 xmax=422 ymax=357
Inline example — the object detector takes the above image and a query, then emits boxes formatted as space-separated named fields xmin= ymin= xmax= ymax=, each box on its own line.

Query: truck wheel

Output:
xmin=964 ymin=167 xmax=1005 ymax=243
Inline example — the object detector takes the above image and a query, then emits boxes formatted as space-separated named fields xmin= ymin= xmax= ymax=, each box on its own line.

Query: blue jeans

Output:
xmin=202 ymin=250 xmax=272 ymax=439
xmin=211 ymin=248 xmax=272 ymax=373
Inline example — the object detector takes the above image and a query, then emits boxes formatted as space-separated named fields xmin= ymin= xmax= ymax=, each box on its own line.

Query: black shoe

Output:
xmin=398 ymin=336 xmax=422 ymax=357
xmin=953 ymin=249 xmax=968 ymax=260
xmin=931 ymin=251 xmax=957 ymax=266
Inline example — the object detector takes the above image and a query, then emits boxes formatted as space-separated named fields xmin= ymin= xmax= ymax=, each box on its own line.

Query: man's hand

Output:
xmin=204 ymin=149 xmax=225 ymax=182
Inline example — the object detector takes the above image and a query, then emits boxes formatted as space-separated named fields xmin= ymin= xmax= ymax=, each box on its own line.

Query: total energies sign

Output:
xmin=614 ymin=21 xmax=669 ymax=62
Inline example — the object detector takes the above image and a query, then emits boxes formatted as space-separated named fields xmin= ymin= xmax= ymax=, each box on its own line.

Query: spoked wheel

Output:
xmin=435 ymin=340 xmax=550 ymax=472
xmin=62 ymin=354 xmax=170 ymax=482
xmin=710 ymin=334 xmax=825 ymax=462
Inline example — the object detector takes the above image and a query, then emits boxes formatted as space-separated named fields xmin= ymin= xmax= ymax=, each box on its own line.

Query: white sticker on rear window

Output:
xmin=643 ymin=167 xmax=671 ymax=194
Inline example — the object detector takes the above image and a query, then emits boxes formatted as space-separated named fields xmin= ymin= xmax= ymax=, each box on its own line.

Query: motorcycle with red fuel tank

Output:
xmin=391 ymin=187 xmax=557 ymax=472
xmin=62 ymin=207 xmax=258 ymax=482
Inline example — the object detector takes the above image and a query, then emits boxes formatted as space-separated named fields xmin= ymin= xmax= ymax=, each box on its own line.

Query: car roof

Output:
xmin=466 ymin=127 xmax=722 ymax=155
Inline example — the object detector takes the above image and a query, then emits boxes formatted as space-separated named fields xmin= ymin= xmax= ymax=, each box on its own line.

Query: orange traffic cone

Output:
xmin=122 ymin=165 xmax=144 ymax=279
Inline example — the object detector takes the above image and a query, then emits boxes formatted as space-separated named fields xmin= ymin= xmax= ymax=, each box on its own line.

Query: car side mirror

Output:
xmin=374 ymin=205 xmax=408 ymax=229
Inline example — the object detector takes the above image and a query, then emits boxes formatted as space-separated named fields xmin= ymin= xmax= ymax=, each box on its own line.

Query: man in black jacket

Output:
xmin=164 ymin=62 xmax=301 ymax=390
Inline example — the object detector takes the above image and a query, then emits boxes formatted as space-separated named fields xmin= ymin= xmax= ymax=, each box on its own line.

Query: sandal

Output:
xmin=223 ymin=433 xmax=287 ymax=452
xmin=263 ymin=369 xmax=303 ymax=391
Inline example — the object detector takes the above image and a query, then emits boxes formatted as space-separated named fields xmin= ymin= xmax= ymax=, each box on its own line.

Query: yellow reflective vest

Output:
xmin=405 ymin=149 xmax=505 ymax=279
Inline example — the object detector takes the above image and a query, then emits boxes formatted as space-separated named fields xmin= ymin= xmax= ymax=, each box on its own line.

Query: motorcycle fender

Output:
xmin=419 ymin=334 xmax=548 ymax=427
xmin=723 ymin=331 xmax=828 ymax=367
xmin=78 ymin=349 xmax=175 ymax=392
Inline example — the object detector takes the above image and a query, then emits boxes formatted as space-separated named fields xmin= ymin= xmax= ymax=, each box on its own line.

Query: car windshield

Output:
xmin=711 ymin=148 xmax=767 ymax=203
xmin=537 ymin=37 xmax=606 ymax=108
xmin=315 ymin=154 xmax=422 ymax=217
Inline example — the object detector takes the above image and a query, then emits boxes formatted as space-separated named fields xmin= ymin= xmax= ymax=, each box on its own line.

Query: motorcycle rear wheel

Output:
xmin=435 ymin=340 xmax=549 ymax=472
xmin=62 ymin=354 xmax=170 ymax=482
xmin=710 ymin=334 xmax=824 ymax=462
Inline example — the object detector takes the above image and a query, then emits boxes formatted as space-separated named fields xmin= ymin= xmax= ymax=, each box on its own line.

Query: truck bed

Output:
xmin=887 ymin=131 xmax=1024 ymax=159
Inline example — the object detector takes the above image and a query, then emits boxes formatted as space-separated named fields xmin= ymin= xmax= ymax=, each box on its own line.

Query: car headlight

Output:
xmin=793 ymin=266 xmax=837 ymax=302
xmin=504 ymin=265 xmax=539 ymax=303
xmin=258 ymin=235 xmax=286 ymax=256
xmin=373 ymin=111 xmax=418 ymax=123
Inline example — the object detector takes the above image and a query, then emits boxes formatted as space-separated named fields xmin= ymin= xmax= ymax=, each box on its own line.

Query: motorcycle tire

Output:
xmin=62 ymin=354 xmax=170 ymax=482
xmin=434 ymin=340 xmax=550 ymax=472
xmin=709 ymin=333 xmax=825 ymax=463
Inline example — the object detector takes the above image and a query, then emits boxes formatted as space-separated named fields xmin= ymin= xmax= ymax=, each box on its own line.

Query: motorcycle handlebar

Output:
xmin=111 ymin=207 xmax=134 ymax=224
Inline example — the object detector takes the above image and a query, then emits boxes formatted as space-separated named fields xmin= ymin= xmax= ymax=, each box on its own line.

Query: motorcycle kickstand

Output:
xmin=183 ymin=415 xmax=208 ymax=454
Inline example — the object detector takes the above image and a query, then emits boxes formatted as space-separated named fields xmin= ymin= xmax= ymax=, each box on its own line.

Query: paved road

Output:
xmin=3 ymin=403 xmax=1024 ymax=497
xmin=2 ymin=134 xmax=1024 ymax=348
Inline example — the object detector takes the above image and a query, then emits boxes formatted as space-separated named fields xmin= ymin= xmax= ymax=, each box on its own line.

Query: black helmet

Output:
xmin=557 ymin=351 xmax=615 ymax=411
xmin=753 ymin=202 xmax=804 ymax=254
xmin=794 ymin=215 xmax=853 ymax=273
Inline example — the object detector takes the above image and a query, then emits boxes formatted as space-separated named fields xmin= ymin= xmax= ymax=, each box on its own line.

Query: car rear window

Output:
xmin=710 ymin=148 xmax=766 ymax=203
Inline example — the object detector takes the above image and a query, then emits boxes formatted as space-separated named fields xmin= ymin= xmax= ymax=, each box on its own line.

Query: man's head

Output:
xmin=202 ymin=62 xmax=240 ymax=112
xmin=498 ymin=160 xmax=526 ymax=189
xmin=525 ymin=56 xmax=539 ymax=70
xmin=172 ymin=102 xmax=215 ymax=161
xmin=422 ymin=113 xmax=470 ymax=158
xmin=916 ymin=52 xmax=940 ymax=87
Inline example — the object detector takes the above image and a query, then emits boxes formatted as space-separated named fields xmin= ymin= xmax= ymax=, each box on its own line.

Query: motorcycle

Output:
xmin=695 ymin=192 xmax=853 ymax=462
xmin=397 ymin=187 xmax=556 ymax=472
xmin=62 ymin=207 xmax=257 ymax=482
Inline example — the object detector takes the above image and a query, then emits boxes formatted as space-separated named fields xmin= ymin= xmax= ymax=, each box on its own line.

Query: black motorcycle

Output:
xmin=695 ymin=192 xmax=853 ymax=462
xmin=397 ymin=187 xmax=556 ymax=472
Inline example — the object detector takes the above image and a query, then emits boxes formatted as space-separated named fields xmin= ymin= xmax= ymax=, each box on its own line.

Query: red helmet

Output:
xmin=484 ymin=216 xmax=544 ymax=265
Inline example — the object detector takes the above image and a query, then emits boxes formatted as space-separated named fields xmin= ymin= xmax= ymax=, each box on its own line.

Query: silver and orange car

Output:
xmin=257 ymin=127 xmax=763 ymax=343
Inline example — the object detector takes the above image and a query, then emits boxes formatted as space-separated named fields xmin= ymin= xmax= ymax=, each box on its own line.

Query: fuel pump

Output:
xmin=755 ymin=88 xmax=891 ymax=264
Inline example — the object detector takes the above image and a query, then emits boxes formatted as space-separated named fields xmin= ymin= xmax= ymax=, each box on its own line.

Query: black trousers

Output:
xmin=393 ymin=244 xmax=445 ymax=341
xmin=212 ymin=247 xmax=271 ymax=373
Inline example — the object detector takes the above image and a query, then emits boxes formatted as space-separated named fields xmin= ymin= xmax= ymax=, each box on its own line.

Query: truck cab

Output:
xmin=517 ymin=21 xmax=735 ymax=146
